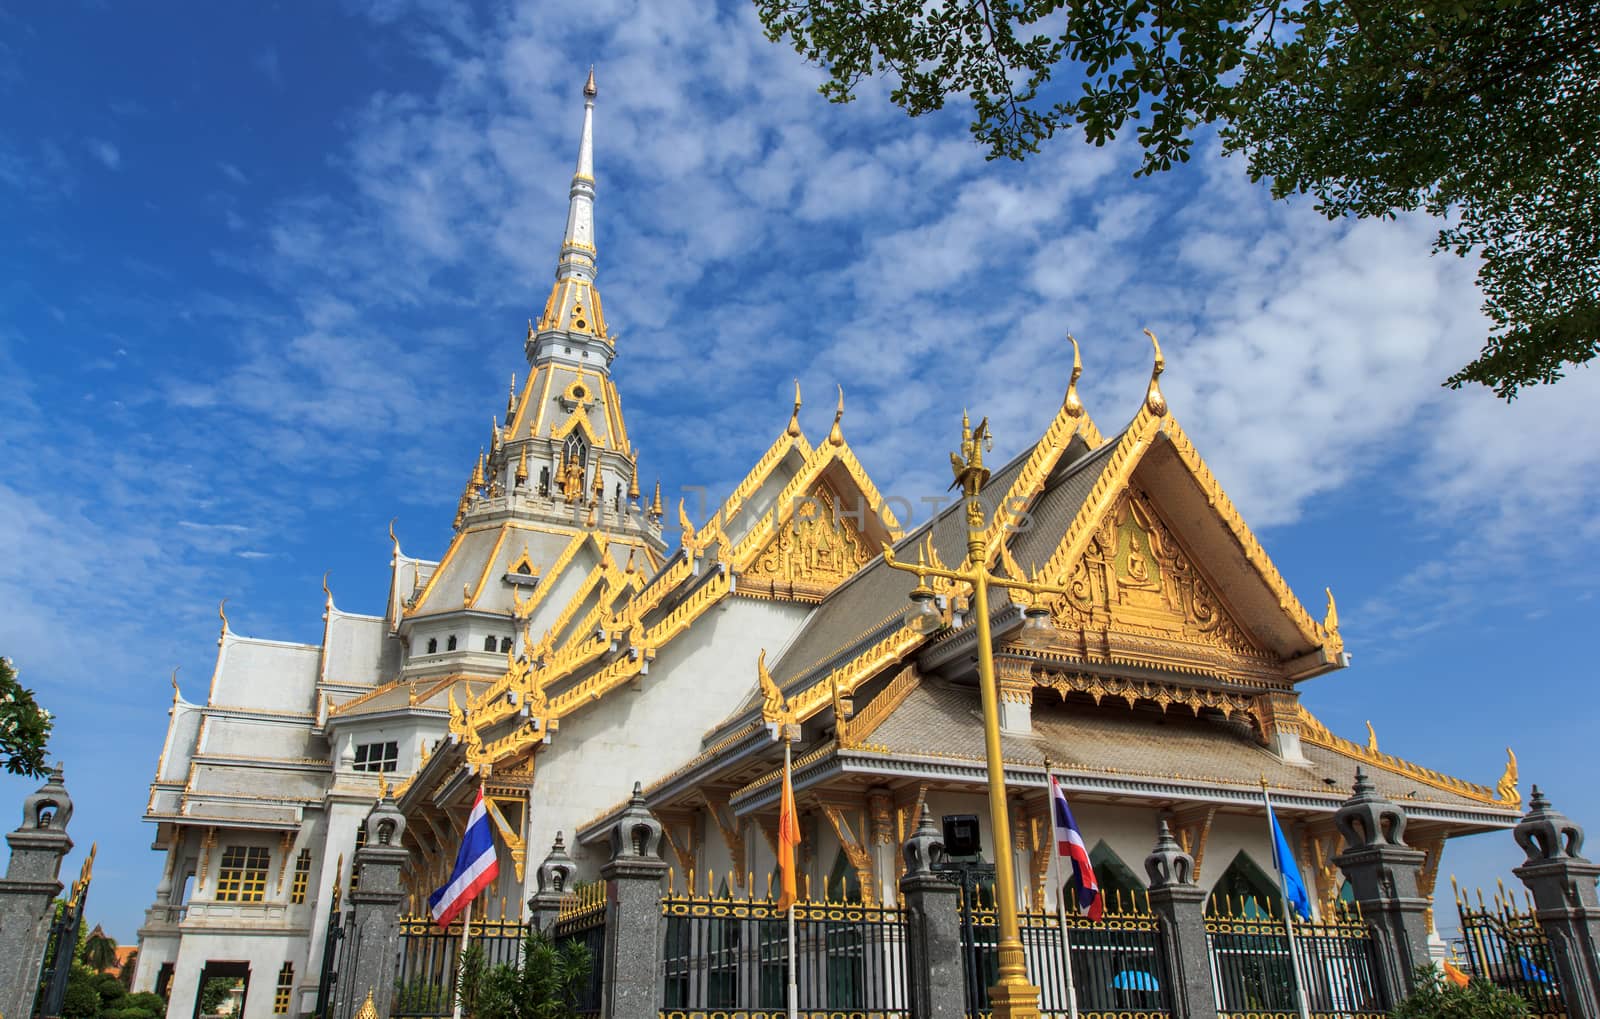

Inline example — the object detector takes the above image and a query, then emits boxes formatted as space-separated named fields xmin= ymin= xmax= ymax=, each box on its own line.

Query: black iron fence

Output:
xmin=1454 ymin=891 xmax=1566 ymax=1019
xmin=391 ymin=911 xmax=529 ymax=1019
xmin=553 ymin=884 xmax=608 ymax=1018
xmin=660 ymin=878 xmax=909 ymax=1019
xmin=33 ymin=886 xmax=88 ymax=1019
xmin=961 ymin=894 xmax=1171 ymax=1018
xmin=1204 ymin=902 xmax=1387 ymax=1019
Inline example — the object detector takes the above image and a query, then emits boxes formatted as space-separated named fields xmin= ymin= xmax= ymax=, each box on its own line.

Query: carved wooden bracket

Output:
xmin=818 ymin=801 xmax=877 ymax=906
xmin=699 ymin=790 xmax=747 ymax=891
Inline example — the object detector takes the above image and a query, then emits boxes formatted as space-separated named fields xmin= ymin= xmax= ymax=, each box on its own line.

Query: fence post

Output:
xmin=528 ymin=831 xmax=577 ymax=932
xmin=1143 ymin=819 xmax=1217 ymax=1019
xmin=343 ymin=790 xmax=410 ymax=1019
xmin=1331 ymin=768 xmax=1431 ymax=1002
xmin=899 ymin=804 xmax=964 ymax=1019
xmin=599 ymin=782 xmax=667 ymax=1019
xmin=1511 ymin=786 xmax=1600 ymax=1017
xmin=0 ymin=765 xmax=74 ymax=1019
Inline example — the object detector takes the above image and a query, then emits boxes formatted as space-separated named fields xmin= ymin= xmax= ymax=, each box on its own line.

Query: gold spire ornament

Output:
xmin=354 ymin=990 xmax=379 ymax=1019
xmin=584 ymin=65 xmax=597 ymax=97
xmin=1064 ymin=335 xmax=1084 ymax=418
xmin=516 ymin=444 xmax=529 ymax=486
xmin=650 ymin=479 xmax=663 ymax=521
xmin=1497 ymin=747 xmax=1520 ymax=805
xmin=1366 ymin=721 xmax=1379 ymax=753
xmin=506 ymin=372 xmax=517 ymax=421
xmin=787 ymin=379 xmax=803 ymax=438
xmin=828 ymin=385 xmax=845 ymax=445
xmin=1143 ymin=329 xmax=1167 ymax=417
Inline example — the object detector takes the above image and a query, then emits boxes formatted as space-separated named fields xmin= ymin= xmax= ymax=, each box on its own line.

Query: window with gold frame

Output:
xmin=273 ymin=961 xmax=293 ymax=1014
xmin=215 ymin=846 xmax=270 ymax=902
xmin=289 ymin=849 xmax=312 ymax=904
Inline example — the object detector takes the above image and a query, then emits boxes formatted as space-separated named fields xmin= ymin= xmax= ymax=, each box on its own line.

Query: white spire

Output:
xmin=558 ymin=67 xmax=598 ymax=283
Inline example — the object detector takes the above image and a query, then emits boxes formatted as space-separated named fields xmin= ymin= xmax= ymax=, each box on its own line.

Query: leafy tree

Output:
xmin=82 ymin=927 xmax=118 ymax=973
xmin=1393 ymin=965 xmax=1529 ymax=1018
xmin=198 ymin=978 xmax=236 ymax=1016
xmin=755 ymin=0 xmax=1600 ymax=398
xmin=60 ymin=965 xmax=105 ymax=1019
xmin=0 ymin=657 xmax=53 ymax=777
xmin=114 ymin=991 xmax=170 ymax=1019
xmin=475 ymin=927 xmax=592 ymax=1019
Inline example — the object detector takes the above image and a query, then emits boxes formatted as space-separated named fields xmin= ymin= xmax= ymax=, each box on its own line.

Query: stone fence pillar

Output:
xmin=0 ymin=765 xmax=74 ymax=1019
xmin=899 ymin=805 xmax=964 ymax=1019
xmin=1512 ymin=787 xmax=1600 ymax=1018
xmin=599 ymin=782 xmax=667 ymax=1019
xmin=529 ymin=831 xmax=577 ymax=932
xmin=1144 ymin=820 xmax=1217 ymax=1019
xmin=342 ymin=791 xmax=409 ymax=1019
xmin=1332 ymin=768 xmax=1432 ymax=1003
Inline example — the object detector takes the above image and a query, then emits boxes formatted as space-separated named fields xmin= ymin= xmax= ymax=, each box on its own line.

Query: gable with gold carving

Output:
xmin=741 ymin=482 xmax=874 ymax=601
xmin=1045 ymin=486 xmax=1278 ymax=680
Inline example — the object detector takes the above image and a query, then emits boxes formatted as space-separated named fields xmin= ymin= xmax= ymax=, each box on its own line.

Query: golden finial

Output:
xmin=585 ymin=502 xmax=597 ymax=528
xmin=1064 ymin=334 xmax=1084 ymax=418
xmin=491 ymin=415 xmax=502 ymax=454
xmin=471 ymin=449 xmax=485 ymax=487
xmin=828 ymin=384 xmax=845 ymax=445
xmin=650 ymin=479 xmax=663 ymax=520
xmin=627 ymin=468 xmax=640 ymax=501
xmin=354 ymin=989 xmax=379 ymax=1019
xmin=1322 ymin=587 xmax=1340 ymax=636
xmin=584 ymin=65 xmax=597 ymax=98
xmin=515 ymin=444 xmax=529 ymax=485
xmin=170 ymin=667 xmax=181 ymax=702
xmin=786 ymin=379 xmax=803 ymax=438
xmin=1497 ymin=747 xmax=1520 ymax=805
xmin=1143 ymin=328 xmax=1167 ymax=416
xmin=506 ymin=372 xmax=517 ymax=419
xmin=758 ymin=649 xmax=787 ymax=726
xmin=625 ymin=548 xmax=636 ymax=574
xmin=388 ymin=517 xmax=400 ymax=559
xmin=1365 ymin=721 xmax=1379 ymax=753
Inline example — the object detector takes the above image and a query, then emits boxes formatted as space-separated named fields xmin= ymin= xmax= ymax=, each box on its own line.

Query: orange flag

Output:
xmin=1441 ymin=959 xmax=1470 ymax=987
xmin=775 ymin=749 xmax=801 ymax=911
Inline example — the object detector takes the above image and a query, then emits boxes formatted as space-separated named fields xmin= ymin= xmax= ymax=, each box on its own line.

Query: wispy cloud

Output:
xmin=85 ymin=137 xmax=120 ymax=169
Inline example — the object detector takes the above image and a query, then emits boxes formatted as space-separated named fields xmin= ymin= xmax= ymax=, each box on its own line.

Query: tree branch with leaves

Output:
xmin=0 ymin=657 xmax=53 ymax=778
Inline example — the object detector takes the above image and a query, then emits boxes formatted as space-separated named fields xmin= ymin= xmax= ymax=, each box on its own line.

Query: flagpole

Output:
xmin=452 ymin=893 xmax=472 ymax=1019
xmin=784 ymin=735 xmax=798 ymax=1019
xmin=1261 ymin=779 xmax=1311 ymax=1019
xmin=1043 ymin=757 xmax=1079 ymax=1019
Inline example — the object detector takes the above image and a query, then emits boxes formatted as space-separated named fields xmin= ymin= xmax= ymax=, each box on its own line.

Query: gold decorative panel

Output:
xmin=742 ymin=484 xmax=873 ymax=601
xmin=1045 ymin=489 xmax=1278 ymax=680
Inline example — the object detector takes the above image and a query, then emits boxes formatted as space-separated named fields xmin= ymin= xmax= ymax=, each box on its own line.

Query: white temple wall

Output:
xmin=523 ymin=595 xmax=810 ymax=891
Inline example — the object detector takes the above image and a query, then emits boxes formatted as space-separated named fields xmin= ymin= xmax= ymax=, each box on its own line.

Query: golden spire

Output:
xmin=584 ymin=65 xmax=597 ymax=98
xmin=471 ymin=448 xmax=486 ymax=488
xmin=506 ymin=372 xmax=517 ymax=421
xmin=650 ymin=479 xmax=663 ymax=520
xmin=515 ymin=444 xmax=529 ymax=485
xmin=491 ymin=416 xmax=503 ymax=456
xmin=828 ymin=384 xmax=845 ymax=445
xmin=1064 ymin=334 xmax=1084 ymax=418
xmin=354 ymin=989 xmax=379 ymax=1019
xmin=627 ymin=466 xmax=640 ymax=501
xmin=786 ymin=379 xmax=803 ymax=438
xmin=1143 ymin=329 xmax=1167 ymax=417
xmin=586 ymin=502 xmax=598 ymax=528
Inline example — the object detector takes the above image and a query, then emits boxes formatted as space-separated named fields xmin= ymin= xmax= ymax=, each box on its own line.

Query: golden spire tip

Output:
xmin=1143 ymin=328 xmax=1167 ymax=416
xmin=828 ymin=384 xmax=844 ymax=445
xmin=1064 ymin=333 xmax=1084 ymax=418
xmin=786 ymin=378 xmax=803 ymax=438
xmin=584 ymin=66 xmax=597 ymax=97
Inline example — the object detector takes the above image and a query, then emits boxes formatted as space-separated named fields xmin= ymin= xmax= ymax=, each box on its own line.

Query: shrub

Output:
xmin=476 ymin=927 xmax=592 ymax=1019
xmin=1393 ymin=965 xmax=1531 ymax=1019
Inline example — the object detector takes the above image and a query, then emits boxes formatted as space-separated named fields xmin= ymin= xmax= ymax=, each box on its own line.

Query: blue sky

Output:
xmin=2 ymin=1 xmax=1595 ymax=942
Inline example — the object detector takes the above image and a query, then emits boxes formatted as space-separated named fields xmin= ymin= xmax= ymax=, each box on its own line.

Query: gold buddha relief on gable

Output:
xmin=1048 ymin=489 xmax=1268 ymax=671
xmin=743 ymin=483 xmax=873 ymax=601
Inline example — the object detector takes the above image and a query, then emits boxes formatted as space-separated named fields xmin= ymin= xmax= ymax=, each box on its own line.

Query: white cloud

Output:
xmin=85 ymin=138 xmax=120 ymax=170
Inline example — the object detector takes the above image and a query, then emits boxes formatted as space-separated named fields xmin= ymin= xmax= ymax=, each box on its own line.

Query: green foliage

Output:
xmin=755 ymin=0 xmax=1600 ymax=398
xmin=1394 ymin=965 xmax=1530 ymax=1018
xmin=475 ymin=927 xmax=593 ymax=1019
xmin=198 ymin=978 xmax=237 ymax=1016
xmin=0 ymin=657 xmax=53 ymax=777
xmin=92 ymin=972 xmax=128 ymax=1007
xmin=61 ymin=967 xmax=104 ymax=1019
xmin=115 ymin=991 xmax=169 ymax=1019
xmin=82 ymin=930 xmax=119 ymax=974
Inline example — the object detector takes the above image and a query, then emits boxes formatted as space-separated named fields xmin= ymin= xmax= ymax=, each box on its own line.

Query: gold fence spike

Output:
xmin=667 ymin=867 xmax=675 ymax=894
xmin=688 ymin=868 xmax=695 ymax=897
xmin=747 ymin=871 xmax=755 ymax=900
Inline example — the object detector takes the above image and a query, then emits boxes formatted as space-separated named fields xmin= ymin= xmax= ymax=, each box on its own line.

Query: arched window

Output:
xmin=1207 ymin=850 xmax=1285 ymax=918
xmin=1065 ymin=841 xmax=1147 ymax=913
xmin=484 ymin=636 xmax=497 ymax=652
xmin=426 ymin=638 xmax=437 ymax=654
xmin=500 ymin=637 xmax=513 ymax=653
xmin=446 ymin=635 xmax=457 ymax=651
xmin=564 ymin=433 xmax=588 ymax=468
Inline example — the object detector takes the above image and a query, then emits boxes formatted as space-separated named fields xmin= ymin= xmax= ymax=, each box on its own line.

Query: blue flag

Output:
xmin=1268 ymin=805 xmax=1312 ymax=921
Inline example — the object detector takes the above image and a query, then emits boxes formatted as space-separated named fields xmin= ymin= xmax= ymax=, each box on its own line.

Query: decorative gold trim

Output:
xmin=1296 ymin=705 xmax=1508 ymax=805
xmin=837 ymin=666 xmax=919 ymax=750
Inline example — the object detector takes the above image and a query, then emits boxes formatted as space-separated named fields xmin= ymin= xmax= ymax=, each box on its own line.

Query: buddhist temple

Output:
xmin=132 ymin=72 xmax=1521 ymax=1019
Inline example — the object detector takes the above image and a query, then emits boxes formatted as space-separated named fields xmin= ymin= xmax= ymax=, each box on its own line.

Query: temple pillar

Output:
xmin=341 ymin=792 xmax=409 ymax=1019
xmin=995 ymin=655 xmax=1033 ymax=734
xmin=867 ymin=787 xmax=896 ymax=906
xmin=528 ymin=832 xmax=577 ymax=932
xmin=1144 ymin=820 xmax=1216 ymax=1019
xmin=1511 ymin=787 xmax=1600 ymax=1018
xmin=0 ymin=766 xmax=74 ymax=1019
xmin=1331 ymin=769 xmax=1431 ymax=1003
xmin=899 ymin=805 xmax=964 ymax=1019
xmin=599 ymin=782 xmax=667 ymax=1019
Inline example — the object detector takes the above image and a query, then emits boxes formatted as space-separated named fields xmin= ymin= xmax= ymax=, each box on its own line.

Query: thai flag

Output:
xmin=1050 ymin=774 xmax=1102 ymax=920
xmin=428 ymin=788 xmax=500 ymax=927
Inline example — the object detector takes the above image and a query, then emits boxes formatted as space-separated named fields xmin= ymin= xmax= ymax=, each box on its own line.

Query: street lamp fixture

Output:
xmin=883 ymin=411 xmax=1076 ymax=1019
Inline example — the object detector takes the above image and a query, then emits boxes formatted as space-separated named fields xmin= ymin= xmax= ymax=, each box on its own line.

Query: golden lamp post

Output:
xmin=881 ymin=411 xmax=1070 ymax=1019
